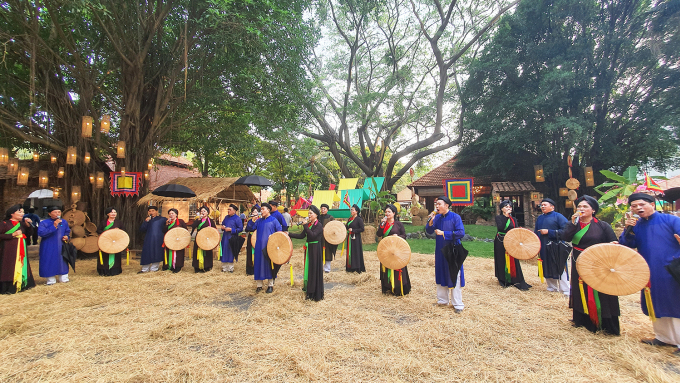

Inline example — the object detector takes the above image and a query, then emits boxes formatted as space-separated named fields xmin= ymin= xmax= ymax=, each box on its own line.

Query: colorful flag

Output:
xmin=644 ymin=173 xmax=664 ymax=193
xmin=443 ymin=178 xmax=474 ymax=206
xmin=342 ymin=192 xmax=351 ymax=208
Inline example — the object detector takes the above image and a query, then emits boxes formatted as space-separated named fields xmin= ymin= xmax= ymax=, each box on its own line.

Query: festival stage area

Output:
xmin=1 ymin=247 xmax=678 ymax=382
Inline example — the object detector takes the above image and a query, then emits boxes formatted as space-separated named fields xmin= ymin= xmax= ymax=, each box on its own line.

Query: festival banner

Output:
xmin=443 ymin=178 xmax=474 ymax=206
xmin=110 ymin=172 xmax=142 ymax=197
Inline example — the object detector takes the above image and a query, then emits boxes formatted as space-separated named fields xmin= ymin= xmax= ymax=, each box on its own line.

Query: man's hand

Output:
xmin=54 ymin=219 xmax=62 ymax=227
xmin=145 ymin=216 xmax=151 ymax=222
xmin=539 ymin=229 xmax=548 ymax=235
xmin=435 ymin=229 xmax=444 ymax=236
xmin=226 ymin=227 xmax=232 ymax=232
xmin=624 ymin=217 xmax=638 ymax=228
xmin=674 ymin=234 xmax=680 ymax=246
xmin=62 ymin=236 xmax=68 ymax=242
xmin=23 ymin=218 xmax=32 ymax=225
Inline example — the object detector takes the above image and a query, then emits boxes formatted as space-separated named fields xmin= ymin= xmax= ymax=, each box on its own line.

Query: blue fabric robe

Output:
xmin=140 ymin=216 xmax=167 ymax=265
xmin=270 ymin=210 xmax=288 ymax=231
xmin=425 ymin=211 xmax=466 ymax=287
xmin=534 ymin=211 xmax=569 ymax=278
xmin=253 ymin=215 xmax=282 ymax=280
xmin=619 ymin=212 xmax=680 ymax=319
xmin=37 ymin=218 xmax=70 ymax=277
xmin=220 ymin=214 xmax=243 ymax=262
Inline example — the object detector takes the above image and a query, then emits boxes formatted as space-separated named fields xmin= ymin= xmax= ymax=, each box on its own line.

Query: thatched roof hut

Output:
xmin=137 ymin=177 xmax=256 ymax=222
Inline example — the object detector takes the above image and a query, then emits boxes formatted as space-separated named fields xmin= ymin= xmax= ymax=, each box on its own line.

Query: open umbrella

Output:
xmin=235 ymin=175 xmax=273 ymax=202
xmin=152 ymin=184 xmax=196 ymax=198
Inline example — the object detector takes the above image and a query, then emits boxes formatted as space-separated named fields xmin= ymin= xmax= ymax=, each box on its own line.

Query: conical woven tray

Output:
xmin=196 ymin=227 xmax=220 ymax=251
xmin=164 ymin=227 xmax=191 ymax=251
xmin=98 ymin=229 xmax=129 ymax=254
xmin=70 ymin=237 xmax=86 ymax=251
xmin=324 ymin=220 xmax=346 ymax=245
xmin=63 ymin=209 xmax=86 ymax=227
xmin=377 ymin=236 xmax=411 ymax=270
xmin=576 ymin=243 xmax=650 ymax=296
xmin=81 ymin=235 xmax=100 ymax=254
xmin=267 ymin=232 xmax=293 ymax=265
xmin=71 ymin=225 xmax=86 ymax=238
xmin=503 ymin=228 xmax=540 ymax=260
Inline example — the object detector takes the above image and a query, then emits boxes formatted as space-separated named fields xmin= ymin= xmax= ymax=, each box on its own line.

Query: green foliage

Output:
xmin=461 ymin=197 xmax=495 ymax=221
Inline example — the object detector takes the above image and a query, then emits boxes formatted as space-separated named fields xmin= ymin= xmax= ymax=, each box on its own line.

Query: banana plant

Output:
xmin=594 ymin=166 xmax=666 ymax=225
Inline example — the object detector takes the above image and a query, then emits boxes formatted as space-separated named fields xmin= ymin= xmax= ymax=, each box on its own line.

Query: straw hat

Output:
xmin=196 ymin=227 xmax=220 ymax=251
xmin=70 ymin=237 xmax=86 ymax=251
xmin=81 ymin=235 xmax=100 ymax=254
xmin=71 ymin=225 xmax=86 ymax=238
xmin=251 ymin=230 xmax=257 ymax=247
xmin=566 ymin=178 xmax=580 ymax=190
xmin=164 ymin=227 xmax=191 ymax=251
xmin=98 ymin=229 xmax=129 ymax=254
xmin=63 ymin=209 xmax=86 ymax=227
xmin=267 ymin=232 xmax=293 ymax=265
xmin=324 ymin=220 xmax=346 ymax=245
xmin=575 ymin=243 xmax=650 ymax=296
xmin=503 ymin=228 xmax=540 ymax=260
xmin=377 ymin=236 xmax=411 ymax=270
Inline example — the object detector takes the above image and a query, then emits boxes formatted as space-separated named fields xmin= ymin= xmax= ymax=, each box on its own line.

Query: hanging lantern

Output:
xmin=565 ymin=200 xmax=573 ymax=209
xmin=559 ymin=188 xmax=568 ymax=197
xmin=100 ymin=114 xmax=110 ymax=133
xmin=39 ymin=170 xmax=48 ymax=188
xmin=584 ymin=166 xmax=594 ymax=187
xmin=84 ymin=151 xmax=91 ymax=164
xmin=96 ymin=171 xmax=104 ymax=189
xmin=89 ymin=173 xmax=95 ymax=184
xmin=8 ymin=158 xmax=18 ymax=175
xmin=17 ymin=167 xmax=29 ymax=185
xmin=0 ymin=148 xmax=8 ymax=164
xmin=534 ymin=165 xmax=545 ymax=182
xmin=53 ymin=188 xmax=60 ymax=198
xmin=71 ymin=185 xmax=81 ymax=202
xmin=50 ymin=153 xmax=57 ymax=163
xmin=81 ymin=116 xmax=93 ymax=138
xmin=148 ymin=159 xmax=153 ymax=169
xmin=116 ymin=141 xmax=125 ymax=158
xmin=33 ymin=152 xmax=39 ymax=162
xmin=144 ymin=170 xmax=149 ymax=179
xmin=57 ymin=167 xmax=65 ymax=178
xmin=120 ymin=167 xmax=126 ymax=177
xmin=66 ymin=146 xmax=77 ymax=165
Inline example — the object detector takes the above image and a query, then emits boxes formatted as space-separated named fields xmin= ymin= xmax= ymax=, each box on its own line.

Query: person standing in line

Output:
xmin=0 ymin=205 xmax=36 ymax=293
xmin=38 ymin=206 xmax=70 ymax=285
xmin=139 ymin=206 xmax=166 ymax=273
xmin=534 ymin=198 xmax=570 ymax=296
xmin=220 ymin=204 xmax=243 ymax=273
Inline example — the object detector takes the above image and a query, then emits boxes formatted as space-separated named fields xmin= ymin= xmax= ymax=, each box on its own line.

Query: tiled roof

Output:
xmin=148 ymin=164 xmax=201 ymax=190
xmin=491 ymin=181 xmax=535 ymax=192
xmin=408 ymin=156 xmax=493 ymax=187
xmin=658 ymin=174 xmax=680 ymax=190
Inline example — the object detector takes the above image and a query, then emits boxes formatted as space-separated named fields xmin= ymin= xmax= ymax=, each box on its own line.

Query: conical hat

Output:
xmin=267 ymin=232 xmax=293 ymax=265
xmin=98 ymin=229 xmax=129 ymax=254
xmin=566 ymin=178 xmax=580 ymax=190
xmin=63 ymin=209 xmax=86 ymax=227
xmin=71 ymin=225 xmax=86 ymax=238
xmin=81 ymin=235 xmax=100 ymax=254
xmin=251 ymin=230 xmax=257 ymax=247
xmin=377 ymin=236 xmax=411 ymax=270
xmin=576 ymin=243 xmax=650 ymax=296
xmin=324 ymin=220 xmax=346 ymax=245
xmin=503 ymin=228 xmax=540 ymax=260
xmin=70 ymin=237 xmax=86 ymax=251
xmin=164 ymin=227 xmax=191 ymax=251
xmin=196 ymin=227 xmax=220 ymax=251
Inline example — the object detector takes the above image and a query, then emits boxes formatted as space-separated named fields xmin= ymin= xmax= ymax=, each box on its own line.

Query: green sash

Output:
xmin=5 ymin=222 xmax=20 ymax=235
xmin=303 ymin=241 xmax=319 ymax=290
xmin=571 ymin=222 xmax=591 ymax=246
xmin=6 ymin=222 xmax=28 ymax=289
xmin=383 ymin=223 xmax=394 ymax=236
xmin=103 ymin=221 xmax=115 ymax=268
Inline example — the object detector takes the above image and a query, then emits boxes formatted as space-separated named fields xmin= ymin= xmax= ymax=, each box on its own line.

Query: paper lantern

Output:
xmin=8 ymin=158 xmax=18 ymax=175
xmin=116 ymin=141 xmax=125 ymax=158
xmin=89 ymin=173 xmax=95 ymax=184
xmin=534 ymin=165 xmax=545 ymax=182
xmin=33 ymin=152 xmax=39 ymax=162
xmin=100 ymin=114 xmax=110 ymax=133
xmin=559 ymin=188 xmax=568 ymax=197
xmin=120 ymin=167 xmax=126 ymax=177
xmin=565 ymin=200 xmax=573 ymax=208
xmin=57 ymin=167 xmax=65 ymax=178
xmin=0 ymin=148 xmax=8 ymax=164
xmin=81 ymin=116 xmax=93 ymax=138
xmin=39 ymin=170 xmax=48 ymax=188
xmin=144 ymin=170 xmax=149 ymax=179
xmin=51 ymin=153 xmax=57 ymax=163
xmin=96 ymin=171 xmax=104 ymax=189
xmin=584 ymin=166 xmax=594 ymax=187
xmin=147 ymin=160 xmax=153 ymax=169
xmin=53 ymin=188 xmax=60 ymax=198
xmin=71 ymin=185 xmax=81 ymax=202
xmin=17 ymin=167 xmax=29 ymax=185
xmin=84 ymin=151 xmax=91 ymax=164
xmin=66 ymin=146 xmax=77 ymax=165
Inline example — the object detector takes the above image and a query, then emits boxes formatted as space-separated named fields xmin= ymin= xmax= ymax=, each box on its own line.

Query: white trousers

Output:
xmin=256 ymin=279 xmax=274 ymax=287
xmin=437 ymin=271 xmax=464 ymax=309
xmin=46 ymin=274 xmax=69 ymax=285
xmin=653 ymin=317 xmax=680 ymax=348
xmin=546 ymin=270 xmax=570 ymax=295
xmin=324 ymin=261 xmax=331 ymax=272
xmin=222 ymin=262 xmax=234 ymax=272
xmin=141 ymin=262 xmax=162 ymax=272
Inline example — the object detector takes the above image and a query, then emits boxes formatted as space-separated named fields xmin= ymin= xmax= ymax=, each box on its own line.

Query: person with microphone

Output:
xmin=38 ymin=206 xmax=71 ymax=285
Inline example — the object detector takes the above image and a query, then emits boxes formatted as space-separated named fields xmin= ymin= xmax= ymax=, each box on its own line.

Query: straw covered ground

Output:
xmin=0 ymin=245 xmax=679 ymax=382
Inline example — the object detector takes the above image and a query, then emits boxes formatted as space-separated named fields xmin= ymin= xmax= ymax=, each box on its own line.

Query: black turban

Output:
xmin=384 ymin=204 xmax=398 ymax=214
xmin=309 ymin=205 xmax=321 ymax=216
xmin=628 ymin=193 xmax=655 ymax=204
xmin=46 ymin=206 xmax=61 ymax=213
xmin=251 ymin=206 xmax=261 ymax=213
xmin=540 ymin=198 xmax=556 ymax=206
xmin=575 ymin=195 xmax=599 ymax=213
xmin=436 ymin=196 xmax=452 ymax=206
xmin=261 ymin=203 xmax=271 ymax=211
xmin=499 ymin=200 xmax=512 ymax=209
xmin=229 ymin=204 xmax=238 ymax=211
xmin=268 ymin=200 xmax=279 ymax=207
xmin=320 ymin=203 xmax=330 ymax=210
xmin=147 ymin=205 xmax=158 ymax=211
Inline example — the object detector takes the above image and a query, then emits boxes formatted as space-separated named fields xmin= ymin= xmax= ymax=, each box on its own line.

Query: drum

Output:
xmin=503 ymin=228 xmax=541 ymax=260
xmin=575 ymin=243 xmax=650 ymax=296
xmin=377 ymin=236 xmax=411 ymax=270
xmin=196 ymin=227 xmax=220 ymax=251
xmin=267 ymin=232 xmax=293 ymax=265
xmin=323 ymin=220 xmax=346 ymax=245
xmin=164 ymin=227 xmax=191 ymax=251
xmin=98 ymin=229 xmax=130 ymax=254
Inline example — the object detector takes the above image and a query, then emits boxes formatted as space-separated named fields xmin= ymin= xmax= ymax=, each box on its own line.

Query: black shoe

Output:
xmin=256 ymin=287 xmax=263 ymax=292
xmin=266 ymin=286 xmax=273 ymax=293
xmin=137 ymin=271 xmax=146 ymax=274
xmin=641 ymin=338 xmax=674 ymax=347
xmin=673 ymin=348 xmax=680 ymax=356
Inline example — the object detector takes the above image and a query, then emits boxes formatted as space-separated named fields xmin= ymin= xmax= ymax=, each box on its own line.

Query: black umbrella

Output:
xmin=661 ymin=187 xmax=680 ymax=203
xmin=234 ymin=175 xmax=273 ymax=187
xmin=442 ymin=242 xmax=468 ymax=286
xmin=62 ymin=242 xmax=77 ymax=272
xmin=152 ymin=184 xmax=196 ymax=198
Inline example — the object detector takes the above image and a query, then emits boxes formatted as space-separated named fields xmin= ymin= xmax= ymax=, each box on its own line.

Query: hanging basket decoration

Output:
xmin=66 ymin=146 xmax=77 ymax=165
xmin=116 ymin=141 xmax=125 ymax=158
xmin=57 ymin=167 xmax=65 ymax=178
xmin=566 ymin=178 xmax=580 ymax=190
xmin=534 ymin=165 xmax=545 ymax=182
xmin=100 ymin=114 xmax=110 ymax=133
xmin=17 ymin=167 xmax=29 ymax=185
xmin=559 ymin=187 xmax=568 ymax=197
xmin=81 ymin=116 xmax=93 ymax=138
xmin=84 ymin=151 xmax=91 ymax=164
xmin=39 ymin=170 xmax=48 ymax=188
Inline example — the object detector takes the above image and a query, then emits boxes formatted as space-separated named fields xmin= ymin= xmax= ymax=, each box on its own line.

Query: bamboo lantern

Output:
xmin=66 ymin=146 xmax=77 ymax=165
xmin=120 ymin=167 xmax=126 ymax=177
xmin=148 ymin=160 xmax=153 ymax=169
xmin=71 ymin=185 xmax=81 ymax=202
xmin=100 ymin=114 xmax=110 ymax=133
xmin=84 ymin=151 xmax=91 ymax=164
xmin=559 ymin=188 xmax=568 ymax=197
xmin=53 ymin=188 xmax=60 ymax=198
xmin=565 ymin=200 xmax=573 ymax=208
xmin=144 ymin=170 xmax=149 ymax=179
xmin=17 ymin=167 xmax=29 ymax=185
xmin=584 ymin=166 xmax=594 ymax=187
xmin=81 ymin=116 xmax=93 ymax=138
xmin=96 ymin=171 xmax=104 ymax=189
xmin=0 ymin=148 xmax=8 ymax=164
xmin=89 ymin=173 xmax=95 ymax=184
xmin=534 ymin=165 xmax=545 ymax=182
xmin=33 ymin=152 xmax=39 ymax=162
xmin=116 ymin=141 xmax=125 ymax=158
xmin=8 ymin=158 xmax=18 ymax=175
xmin=50 ymin=153 xmax=57 ymax=163
xmin=39 ymin=170 xmax=48 ymax=188
xmin=57 ymin=167 xmax=65 ymax=178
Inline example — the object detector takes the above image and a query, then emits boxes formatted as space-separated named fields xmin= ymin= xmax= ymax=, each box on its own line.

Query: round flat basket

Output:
xmin=251 ymin=230 xmax=257 ymax=247
xmin=81 ymin=235 xmax=100 ymax=254
xmin=568 ymin=190 xmax=578 ymax=201
xmin=63 ymin=209 xmax=86 ymax=227
xmin=267 ymin=232 xmax=293 ymax=265
xmin=377 ymin=236 xmax=411 ymax=270
xmin=84 ymin=222 xmax=98 ymax=234
xmin=164 ymin=227 xmax=191 ymax=251
xmin=575 ymin=243 xmax=650 ymax=296
xmin=98 ymin=229 xmax=130 ymax=254
xmin=71 ymin=225 xmax=86 ymax=238
xmin=566 ymin=178 xmax=580 ymax=190
xmin=324 ymin=220 xmax=346 ymax=245
xmin=503 ymin=228 xmax=541 ymax=260
xmin=196 ymin=227 xmax=220 ymax=251
xmin=70 ymin=237 xmax=86 ymax=251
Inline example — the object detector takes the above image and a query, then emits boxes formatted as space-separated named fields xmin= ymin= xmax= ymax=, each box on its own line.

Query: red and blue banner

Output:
xmin=110 ymin=172 xmax=142 ymax=197
xmin=443 ymin=178 xmax=474 ymax=206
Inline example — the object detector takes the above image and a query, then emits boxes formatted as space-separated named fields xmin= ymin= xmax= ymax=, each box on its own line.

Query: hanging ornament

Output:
xmin=100 ymin=114 xmax=110 ymax=133
xmin=84 ymin=151 xmax=91 ymax=164
xmin=57 ymin=167 xmax=65 ymax=178
xmin=116 ymin=141 xmax=125 ymax=158
xmin=39 ymin=170 xmax=48 ymax=188
xmin=17 ymin=167 xmax=29 ymax=185
xmin=66 ymin=146 xmax=77 ymax=165
xmin=81 ymin=116 xmax=93 ymax=138
xmin=0 ymin=148 xmax=8 ymax=164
